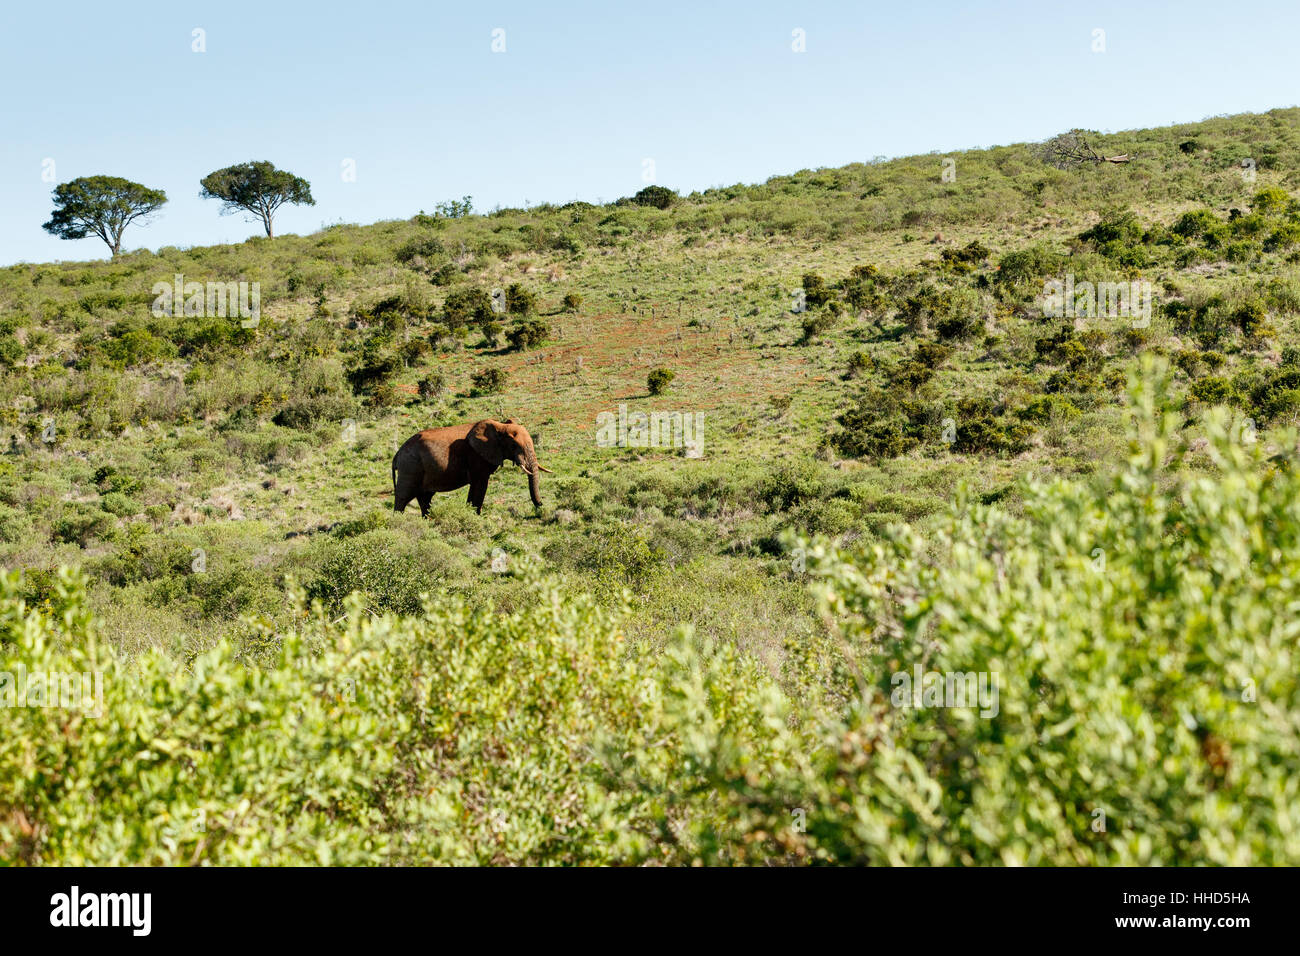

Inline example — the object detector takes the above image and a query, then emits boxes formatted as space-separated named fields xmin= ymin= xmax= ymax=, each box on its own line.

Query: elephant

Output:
xmin=392 ymin=418 xmax=551 ymax=516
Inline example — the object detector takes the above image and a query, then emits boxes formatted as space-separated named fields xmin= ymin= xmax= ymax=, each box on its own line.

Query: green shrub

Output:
xmin=573 ymin=525 xmax=668 ymax=594
xmin=307 ymin=530 xmax=445 ymax=615
xmin=647 ymin=367 xmax=675 ymax=395
xmin=1172 ymin=208 xmax=1218 ymax=239
xmin=395 ymin=234 xmax=446 ymax=264
xmin=272 ymin=394 xmax=357 ymax=430
xmin=887 ymin=360 xmax=934 ymax=391
xmin=51 ymin=506 xmax=117 ymax=547
xmin=1231 ymin=300 xmax=1268 ymax=337
xmin=941 ymin=240 xmax=991 ymax=265
xmin=630 ymin=185 xmax=676 ymax=209
xmin=1015 ymin=394 xmax=1078 ymax=424
xmin=1252 ymin=186 xmax=1291 ymax=215
xmin=346 ymin=349 xmax=399 ymax=396
xmin=845 ymin=350 xmax=873 ymax=378
xmin=1078 ymin=210 xmax=1149 ymax=263
xmin=1230 ymin=213 xmax=1268 ymax=238
xmin=0 ymin=336 xmax=24 ymax=366
xmin=506 ymin=319 xmax=549 ymax=351
xmin=830 ymin=415 xmax=919 ymax=461
xmin=1188 ymin=376 xmax=1234 ymax=405
xmin=418 ymin=374 xmax=445 ymax=399
xmin=759 ymin=461 xmax=829 ymax=511
xmin=936 ymin=313 xmax=981 ymax=340
xmin=1225 ymin=241 xmax=1256 ymax=263
xmin=798 ymin=309 xmax=838 ymax=343
xmin=476 ymin=318 xmax=503 ymax=347
xmin=995 ymin=243 xmax=1065 ymax=286
xmin=1044 ymin=367 xmax=1102 ymax=395
xmin=504 ymin=283 xmax=537 ymax=316
xmin=0 ymin=503 xmax=32 ymax=543
xmin=429 ymin=263 xmax=460 ymax=286
xmin=470 ymin=367 xmax=507 ymax=396
xmin=443 ymin=287 xmax=494 ymax=330
xmin=913 ymin=341 xmax=953 ymax=368
xmin=953 ymin=416 xmax=1032 ymax=455
xmin=788 ymin=499 xmax=854 ymax=536
xmin=92 ymin=465 xmax=142 ymax=497
xmin=1264 ymin=223 xmax=1300 ymax=252
xmin=99 ymin=492 xmax=139 ymax=517
xmin=1234 ymin=365 xmax=1300 ymax=422
xmin=801 ymin=273 xmax=834 ymax=309
xmin=427 ymin=324 xmax=456 ymax=350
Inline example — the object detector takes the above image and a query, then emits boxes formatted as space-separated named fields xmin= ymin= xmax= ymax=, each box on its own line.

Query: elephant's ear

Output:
xmin=467 ymin=420 xmax=504 ymax=466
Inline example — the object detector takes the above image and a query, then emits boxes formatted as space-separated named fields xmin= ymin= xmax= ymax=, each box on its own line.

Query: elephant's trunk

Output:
xmin=525 ymin=447 xmax=543 ymax=508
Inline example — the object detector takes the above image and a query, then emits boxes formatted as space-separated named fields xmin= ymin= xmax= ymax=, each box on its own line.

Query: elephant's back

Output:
xmin=393 ymin=424 xmax=471 ymax=472
xmin=395 ymin=423 xmax=471 ymax=454
xmin=416 ymin=423 xmax=473 ymax=444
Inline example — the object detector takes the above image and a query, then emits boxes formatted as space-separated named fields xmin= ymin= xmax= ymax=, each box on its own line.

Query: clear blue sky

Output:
xmin=1 ymin=0 xmax=1296 ymax=266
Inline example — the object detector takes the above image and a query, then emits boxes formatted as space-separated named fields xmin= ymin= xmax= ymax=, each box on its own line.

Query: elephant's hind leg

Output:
xmin=394 ymin=475 xmax=420 ymax=514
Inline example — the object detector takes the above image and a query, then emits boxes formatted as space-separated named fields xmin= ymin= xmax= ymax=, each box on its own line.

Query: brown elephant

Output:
xmin=392 ymin=419 xmax=551 ymax=516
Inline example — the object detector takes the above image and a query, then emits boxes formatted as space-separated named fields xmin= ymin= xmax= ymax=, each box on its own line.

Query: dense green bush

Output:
xmin=647 ymin=367 xmax=675 ymax=395
xmin=395 ymin=233 xmax=446 ymax=264
xmin=798 ymin=309 xmax=838 ymax=343
xmin=443 ymin=287 xmax=494 ymax=330
xmin=1078 ymin=210 xmax=1151 ymax=265
xmin=417 ymin=373 xmax=445 ymax=399
xmin=504 ymin=283 xmax=537 ymax=316
xmin=1172 ymin=208 xmax=1218 ymax=239
xmin=830 ymin=414 xmax=920 ymax=460
xmin=995 ymin=243 xmax=1066 ymax=286
xmin=470 ymin=367 xmax=507 ymax=396
xmin=800 ymin=272 xmax=834 ymax=308
xmin=272 ymin=393 xmax=356 ymax=430
xmin=307 ymin=530 xmax=449 ymax=615
xmin=51 ymin=505 xmax=117 ymax=546
xmin=506 ymin=318 xmax=549 ymax=351
xmin=630 ymin=185 xmax=677 ymax=209
xmin=951 ymin=397 xmax=1032 ymax=455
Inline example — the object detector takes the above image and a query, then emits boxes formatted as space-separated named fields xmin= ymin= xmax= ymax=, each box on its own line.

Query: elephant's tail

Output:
xmin=391 ymin=465 xmax=397 ymax=498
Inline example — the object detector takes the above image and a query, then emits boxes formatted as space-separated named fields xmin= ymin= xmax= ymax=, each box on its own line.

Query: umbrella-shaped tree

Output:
xmin=199 ymin=161 xmax=315 ymax=238
xmin=42 ymin=176 xmax=168 ymax=256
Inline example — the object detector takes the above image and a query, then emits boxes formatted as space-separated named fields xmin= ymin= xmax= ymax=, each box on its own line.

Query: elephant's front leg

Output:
xmin=417 ymin=491 xmax=433 ymax=517
xmin=467 ymin=476 xmax=489 ymax=514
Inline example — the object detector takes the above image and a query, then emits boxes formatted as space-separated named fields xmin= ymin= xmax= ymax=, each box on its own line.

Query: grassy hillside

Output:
xmin=4 ymin=108 xmax=1300 ymax=642
xmin=3 ymin=109 xmax=1300 ymax=864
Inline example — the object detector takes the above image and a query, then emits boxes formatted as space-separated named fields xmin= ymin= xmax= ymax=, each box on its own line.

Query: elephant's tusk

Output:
xmin=535 ymin=464 xmax=554 ymax=474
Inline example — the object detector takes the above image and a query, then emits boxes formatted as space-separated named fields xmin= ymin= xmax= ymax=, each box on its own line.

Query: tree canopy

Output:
xmin=41 ymin=176 xmax=168 ymax=255
xmin=199 ymin=161 xmax=315 ymax=238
